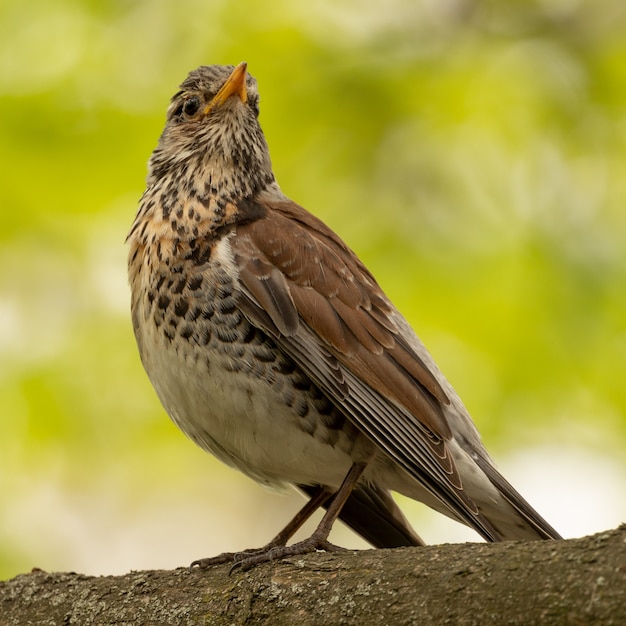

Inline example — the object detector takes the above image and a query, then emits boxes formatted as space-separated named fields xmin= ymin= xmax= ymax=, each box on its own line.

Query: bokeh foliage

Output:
xmin=1 ymin=0 xmax=625 ymax=579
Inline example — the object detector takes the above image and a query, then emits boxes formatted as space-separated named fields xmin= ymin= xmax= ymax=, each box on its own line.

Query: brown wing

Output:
xmin=232 ymin=196 xmax=500 ymax=540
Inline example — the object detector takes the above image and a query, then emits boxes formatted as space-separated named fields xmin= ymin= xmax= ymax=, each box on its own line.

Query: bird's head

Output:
xmin=147 ymin=63 xmax=275 ymax=199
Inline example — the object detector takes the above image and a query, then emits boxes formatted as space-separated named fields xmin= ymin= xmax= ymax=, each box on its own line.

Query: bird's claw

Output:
xmin=197 ymin=537 xmax=347 ymax=574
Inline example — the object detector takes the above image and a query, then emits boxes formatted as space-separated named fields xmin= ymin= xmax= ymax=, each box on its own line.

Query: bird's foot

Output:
xmin=191 ymin=535 xmax=345 ymax=573
xmin=230 ymin=535 xmax=345 ymax=573
xmin=190 ymin=543 xmax=278 ymax=570
xmin=190 ymin=534 xmax=291 ymax=570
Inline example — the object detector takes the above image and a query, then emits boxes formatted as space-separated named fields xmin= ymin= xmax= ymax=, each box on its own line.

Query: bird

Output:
xmin=127 ymin=62 xmax=561 ymax=571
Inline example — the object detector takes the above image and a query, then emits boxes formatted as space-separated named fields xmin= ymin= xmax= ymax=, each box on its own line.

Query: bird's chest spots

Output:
xmin=147 ymin=261 xmax=240 ymax=352
xmin=131 ymin=239 xmax=357 ymax=484
xmin=132 ymin=235 xmax=240 ymax=353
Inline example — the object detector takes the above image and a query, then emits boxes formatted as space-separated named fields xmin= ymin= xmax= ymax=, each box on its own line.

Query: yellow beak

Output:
xmin=204 ymin=62 xmax=248 ymax=115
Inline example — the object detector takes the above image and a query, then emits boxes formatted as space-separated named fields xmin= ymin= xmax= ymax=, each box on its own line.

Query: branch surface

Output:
xmin=1 ymin=526 xmax=624 ymax=625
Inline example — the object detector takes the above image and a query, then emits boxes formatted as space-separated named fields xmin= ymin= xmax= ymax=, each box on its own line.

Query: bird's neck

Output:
xmin=127 ymin=160 xmax=276 ymax=246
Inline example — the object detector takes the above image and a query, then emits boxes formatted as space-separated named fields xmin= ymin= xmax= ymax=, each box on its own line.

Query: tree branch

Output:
xmin=2 ymin=526 xmax=624 ymax=625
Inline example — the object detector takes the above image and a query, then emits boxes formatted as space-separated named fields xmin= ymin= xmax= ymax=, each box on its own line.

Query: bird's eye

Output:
xmin=183 ymin=96 xmax=201 ymax=117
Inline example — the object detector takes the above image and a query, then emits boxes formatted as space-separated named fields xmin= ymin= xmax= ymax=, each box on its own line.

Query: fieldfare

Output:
xmin=127 ymin=63 xmax=561 ymax=571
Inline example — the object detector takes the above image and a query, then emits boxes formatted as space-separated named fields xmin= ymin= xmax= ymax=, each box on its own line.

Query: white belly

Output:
xmin=139 ymin=321 xmax=357 ymax=491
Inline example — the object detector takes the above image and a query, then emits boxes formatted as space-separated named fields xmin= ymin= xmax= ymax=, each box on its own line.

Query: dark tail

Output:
xmin=473 ymin=456 xmax=562 ymax=541
xmin=299 ymin=483 xmax=424 ymax=548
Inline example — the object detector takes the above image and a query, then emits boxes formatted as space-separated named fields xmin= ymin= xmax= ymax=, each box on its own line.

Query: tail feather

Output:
xmin=299 ymin=483 xmax=424 ymax=548
xmin=473 ymin=455 xmax=562 ymax=541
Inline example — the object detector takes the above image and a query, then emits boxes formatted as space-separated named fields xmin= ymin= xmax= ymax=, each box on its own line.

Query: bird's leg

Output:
xmin=231 ymin=461 xmax=368 ymax=572
xmin=191 ymin=485 xmax=333 ymax=569
xmin=254 ymin=486 xmax=334 ymax=551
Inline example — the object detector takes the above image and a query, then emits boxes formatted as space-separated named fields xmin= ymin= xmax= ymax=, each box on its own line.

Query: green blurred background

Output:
xmin=1 ymin=0 xmax=625 ymax=579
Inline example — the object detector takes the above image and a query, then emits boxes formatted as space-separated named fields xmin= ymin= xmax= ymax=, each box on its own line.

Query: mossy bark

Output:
xmin=1 ymin=526 xmax=624 ymax=625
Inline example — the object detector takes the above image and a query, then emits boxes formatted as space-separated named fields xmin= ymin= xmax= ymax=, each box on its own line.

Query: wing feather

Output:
xmin=231 ymin=197 xmax=501 ymax=540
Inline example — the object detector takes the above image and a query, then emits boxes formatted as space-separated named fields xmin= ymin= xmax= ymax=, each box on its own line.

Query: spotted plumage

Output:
xmin=127 ymin=63 xmax=560 ymax=571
